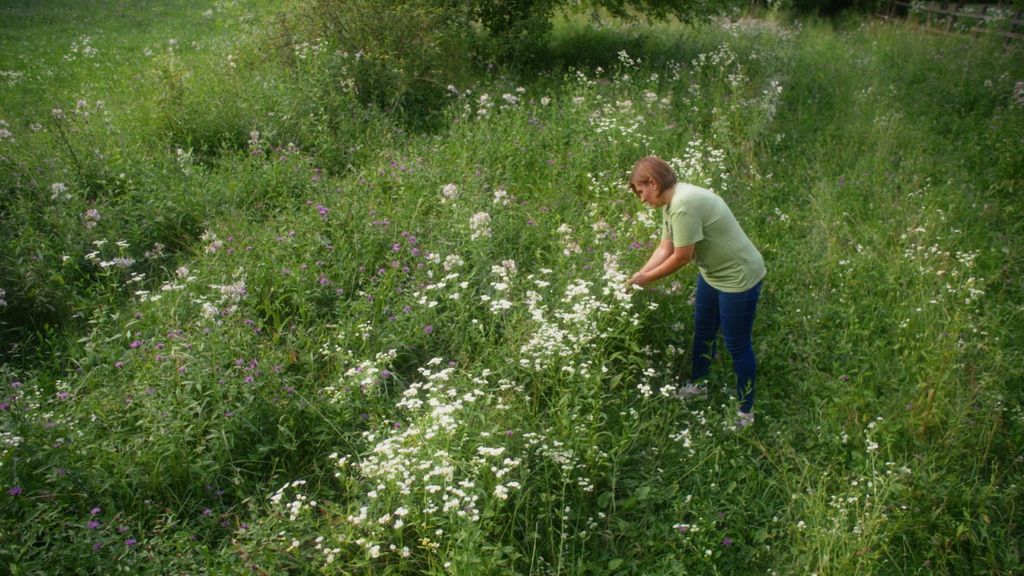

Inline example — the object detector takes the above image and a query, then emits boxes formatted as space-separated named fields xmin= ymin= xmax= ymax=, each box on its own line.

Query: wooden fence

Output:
xmin=881 ymin=1 xmax=1024 ymax=44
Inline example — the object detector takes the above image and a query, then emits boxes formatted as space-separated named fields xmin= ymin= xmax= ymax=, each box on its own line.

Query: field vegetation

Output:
xmin=1 ymin=0 xmax=1022 ymax=573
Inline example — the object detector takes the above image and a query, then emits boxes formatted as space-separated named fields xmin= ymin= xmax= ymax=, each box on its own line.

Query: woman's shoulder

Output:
xmin=671 ymin=183 xmax=715 ymax=209
xmin=676 ymin=182 xmax=714 ymax=196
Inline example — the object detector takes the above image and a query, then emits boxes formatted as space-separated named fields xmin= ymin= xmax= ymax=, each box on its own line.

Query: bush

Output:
xmin=306 ymin=0 xmax=479 ymax=130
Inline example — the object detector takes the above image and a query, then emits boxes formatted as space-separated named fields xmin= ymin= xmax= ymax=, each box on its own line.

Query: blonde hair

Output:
xmin=629 ymin=156 xmax=677 ymax=196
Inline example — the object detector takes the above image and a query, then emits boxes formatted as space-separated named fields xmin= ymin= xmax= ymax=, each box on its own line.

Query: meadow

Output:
xmin=1 ymin=0 xmax=1023 ymax=573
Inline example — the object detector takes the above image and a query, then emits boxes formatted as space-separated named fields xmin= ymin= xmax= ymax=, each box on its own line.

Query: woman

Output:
xmin=625 ymin=156 xmax=766 ymax=428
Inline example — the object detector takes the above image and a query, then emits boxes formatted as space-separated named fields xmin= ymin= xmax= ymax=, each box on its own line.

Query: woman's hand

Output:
xmin=626 ymin=272 xmax=648 ymax=288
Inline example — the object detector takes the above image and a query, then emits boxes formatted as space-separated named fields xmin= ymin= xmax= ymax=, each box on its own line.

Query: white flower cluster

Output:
xmin=326 ymin=362 xmax=524 ymax=562
xmin=50 ymin=182 xmax=71 ymax=201
xmin=481 ymin=261 xmax=516 ymax=314
xmin=557 ymin=223 xmax=581 ymax=256
xmin=668 ymin=139 xmax=730 ymax=193
xmin=83 ymin=239 xmax=136 ymax=270
xmin=270 ymin=480 xmax=316 ymax=521
xmin=293 ymin=39 xmax=327 ymax=60
xmin=589 ymin=98 xmax=649 ymax=146
xmin=202 ymin=230 xmax=224 ymax=253
xmin=0 ymin=430 xmax=22 ymax=465
xmin=518 ymin=253 xmax=638 ymax=373
xmin=440 ymin=183 xmax=459 ymax=203
xmin=0 ymin=72 xmax=24 ymax=88
xmin=137 ymin=266 xmax=196 ymax=303
xmin=198 ymin=270 xmax=247 ymax=319
xmin=469 ymin=212 xmax=492 ymax=240
xmin=324 ymin=348 xmax=397 ymax=401
xmin=899 ymin=222 xmax=985 ymax=307
xmin=63 ymin=35 xmax=98 ymax=62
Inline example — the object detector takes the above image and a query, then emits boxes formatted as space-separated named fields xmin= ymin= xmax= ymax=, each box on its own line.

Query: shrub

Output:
xmin=306 ymin=0 xmax=478 ymax=130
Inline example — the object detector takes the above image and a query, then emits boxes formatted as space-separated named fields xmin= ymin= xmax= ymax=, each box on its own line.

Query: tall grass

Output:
xmin=1 ymin=2 xmax=1022 ymax=573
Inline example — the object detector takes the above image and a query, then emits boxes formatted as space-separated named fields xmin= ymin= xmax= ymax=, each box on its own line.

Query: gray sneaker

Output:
xmin=734 ymin=411 xmax=755 ymax=429
xmin=675 ymin=381 xmax=708 ymax=400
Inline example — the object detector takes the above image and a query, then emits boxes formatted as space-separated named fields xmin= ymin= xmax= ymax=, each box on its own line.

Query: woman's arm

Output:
xmin=628 ymin=243 xmax=694 ymax=287
xmin=638 ymin=239 xmax=674 ymax=274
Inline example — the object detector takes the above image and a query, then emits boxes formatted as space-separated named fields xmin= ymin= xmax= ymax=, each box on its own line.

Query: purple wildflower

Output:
xmin=722 ymin=537 xmax=734 ymax=547
xmin=8 ymin=486 xmax=22 ymax=496
xmin=423 ymin=324 xmax=433 ymax=335
xmin=87 ymin=520 xmax=100 ymax=529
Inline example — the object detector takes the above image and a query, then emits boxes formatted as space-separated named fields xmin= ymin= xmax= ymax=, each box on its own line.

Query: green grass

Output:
xmin=2 ymin=3 xmax=1023 ymax=574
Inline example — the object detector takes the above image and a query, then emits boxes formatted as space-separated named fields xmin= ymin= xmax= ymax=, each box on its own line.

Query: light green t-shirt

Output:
xmin=662 ymin=183 xmax=766 ymax=292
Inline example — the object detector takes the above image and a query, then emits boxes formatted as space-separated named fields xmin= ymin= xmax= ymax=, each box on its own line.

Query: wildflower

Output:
xmin=424 ymin=325 xmax=433 ymax=335
xmin=90 ymin=507 xmax=101 ymax=515
xmin=8 ymin=486 xmax=22 ymax=496
xmin=83 ymin=207 xmax=100 ymax=227
xmin=87 ymin=520 xmax=100 ymax=529
xmin=125 ymin=538 xmax=137 ymax=547
xmin=441 ymin=183 xmax=459 ymax=203
xmin=50 ymin=182 xmax=70 ymax=201
xmin=469 ymin=212 xmax=492 ymax=240
xmin=316 ymin=204 xmax=329 ymax=218
xmin=92 ymin=542 xmax=102 ymax=552
xmin=722 ymin=537 xmax=734 ymax=547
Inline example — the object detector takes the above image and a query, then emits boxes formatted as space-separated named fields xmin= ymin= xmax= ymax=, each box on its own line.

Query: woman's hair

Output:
xmin=629 ymin=156 xmax=677 ymax=195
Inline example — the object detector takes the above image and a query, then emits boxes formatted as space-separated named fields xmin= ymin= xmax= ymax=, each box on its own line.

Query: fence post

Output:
xmin=1010 ymin=9 xmax=1023 ymax=47
xmin=972 ymin=4 xmax=987 ymax=38
xmin=945 ymin=1 xmax=963 ymax=33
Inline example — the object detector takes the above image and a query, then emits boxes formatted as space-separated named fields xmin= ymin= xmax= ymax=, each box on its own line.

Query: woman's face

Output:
xmin=630 ymin=176 xmax=662 ymax=207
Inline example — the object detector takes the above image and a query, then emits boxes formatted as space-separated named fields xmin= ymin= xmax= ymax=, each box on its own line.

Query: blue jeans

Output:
xmin=691 ymin=274 xmax=763 ymax=414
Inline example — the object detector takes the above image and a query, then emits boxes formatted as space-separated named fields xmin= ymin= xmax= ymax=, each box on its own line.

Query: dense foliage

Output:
xmin=1 ymin=0 xmax=1022 ymax=573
